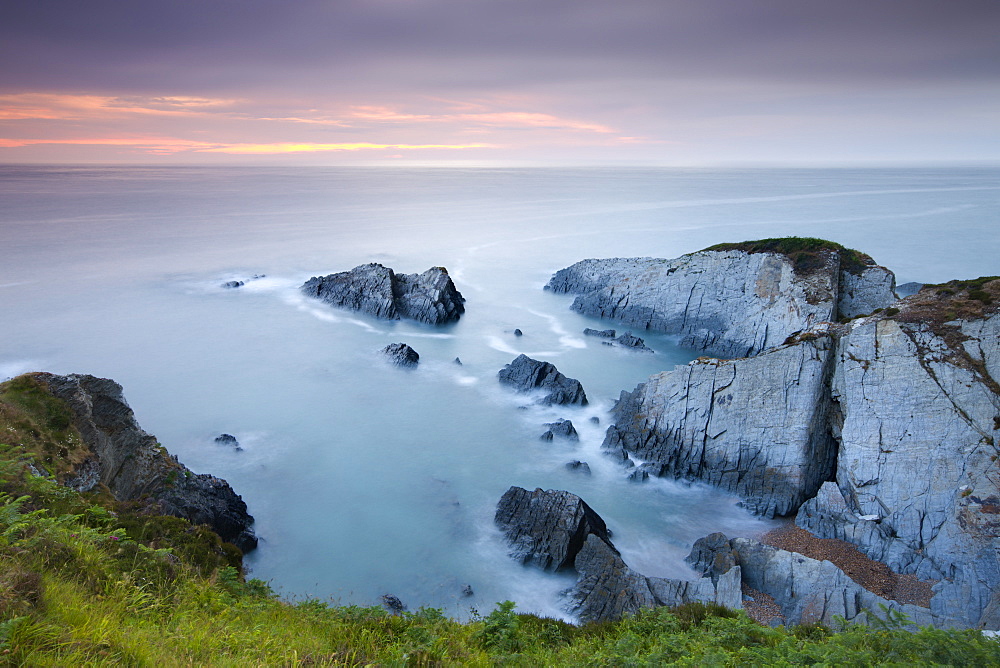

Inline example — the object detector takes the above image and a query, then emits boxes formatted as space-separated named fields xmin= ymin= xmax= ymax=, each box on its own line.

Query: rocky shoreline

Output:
xmin=497 ymin=240 xmax=1000 ymax=630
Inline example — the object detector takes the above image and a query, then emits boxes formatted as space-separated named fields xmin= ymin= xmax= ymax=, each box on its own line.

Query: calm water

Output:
xmin=1 ymin=165 xmax=998 ymax=618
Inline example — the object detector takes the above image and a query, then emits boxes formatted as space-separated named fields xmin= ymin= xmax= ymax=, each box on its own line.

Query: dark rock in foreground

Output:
xmin=497 ymin=355 xmax=587 ymax=406
xmin=302 ymin=263 xmax=465 ymax=325
xmin=494 ymin=486 xmax=614 ymax=571
xmin=540 ymin=419 xmax=579 ymax=441
xmin=32 ymin=373 xmax=257 ymax=553
xmin=381 ymin=342 xmax=419 ymax=367
xmin=494 ymin=487 xmax=740 ymax=622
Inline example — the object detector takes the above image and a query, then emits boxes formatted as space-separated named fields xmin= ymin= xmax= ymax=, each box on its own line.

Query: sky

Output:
xmin=1 ymin=0 xmax=998 ymax=165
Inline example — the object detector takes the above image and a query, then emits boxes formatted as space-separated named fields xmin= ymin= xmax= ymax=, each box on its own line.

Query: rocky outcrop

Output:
xmin=32 ymin=373 xmax=257 ymax=553
xmin=546 ymin=241 xmax=896 ymax=358
xmin=572 ymin=534 xmax=741 ymax=624
xmin=497 ymin=355 xmax=588 ymax=406
xmin=604 ymin=332 xmax=654 ymax=353
xmin=688 ymin=533 xmax=934 ymax=628
xmin=302 ymin=263 xmax=465 ymax=325
xmin=796 ymin=311 xmax=1000 ymax=629
xmin=583 ymin=328 xmax=616 ymax=338
xmin=603 ymin=332 xmax=837 ymax=517
xmin=540 ymin=419 xmax=578 ymax=441
xmin=381 ymin=342 xmax=419 ymax=367
xmin=494 ymin=487 xmax=740 ymax=622
xmin=494 ymin=486 xmax=613 ymax=571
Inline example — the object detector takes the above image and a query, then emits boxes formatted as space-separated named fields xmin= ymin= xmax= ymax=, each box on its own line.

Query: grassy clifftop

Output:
xmin=703 ymin=237 xmax=874 ymax=276
xmin=1 ymin=375 xmax=999 ymax=665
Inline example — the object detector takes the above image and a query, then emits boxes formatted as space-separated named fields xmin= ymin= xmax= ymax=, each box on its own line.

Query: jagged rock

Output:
xmin=453 ymin=357 xmax=462 ymax=365
xmin=221 ymin=280 xmax=244 ymax=289
xmin=603 ymin=333 xmax=837 ymax=517
xmin=796 ymin=313 xmax=1000 ymax=628
xmin=494 ymin=486 xmax=614 ymax=570
xmin=513 ymin=328 xmax=523 ymax=336
xmin=215 ymin=433 xmax=238 ymax=445
xmin=547 ymin=242 xmax=895 ymax=357
xmin=302 ymin=263 xmax=465 ymax=325
xmin=565 ymin=460 xmax=591 ymax=475
xmin=604 ymin=332 xmax=654 ymax=352
xmin=572 ymin=535 xmax=742 ymax=623
xmin=497 ymin=355 xmax=588 ymax=406
xmin=627 ymin=468 xmax=650 ymax=483
xmin=494 ymin=487 xmax=740 ymax=622
xmin=381 ymin=594 xmax=407 ymax=614
xmin=688 ymin=534 xmax=935 ymax=627
xmin=583 ymin=328 xmax=616 ymax=338
xmin=30 ymin=373 xmax=257 ymax=552
xmin=540 ymin=419 xmax=579 ymax=442
xmin=381 ymin=342 xmax=419 ymax=367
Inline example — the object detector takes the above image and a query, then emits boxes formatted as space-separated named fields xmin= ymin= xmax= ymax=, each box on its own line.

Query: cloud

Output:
xmin=0 ymin=93 xmax=239 ymax=121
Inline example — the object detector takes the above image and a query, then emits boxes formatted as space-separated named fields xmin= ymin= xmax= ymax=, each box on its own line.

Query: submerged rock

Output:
xmin=302 ymin=263 xmax=465 ymax=325
xmin=513 ymin=328 xmax=523 ymax=336
xmin=29 ymin=373 xmax=257 ymax=553
xmin=583 ymin=328 xmax=616 ymax=338
xmin=603 ymin=332 xmax=654 ymax=352
xmin=381 ymin=342 xmax=420 ymax=367
xmin=221 ymin=280 xmax=244 ymax=289
xmin=547 ymin=239 xmax=896 ymax=358
xmin=497 ymin=355 xmax=587 ymax=406
xmin=565 ymin=460 xmax=591 ymax=475
xmin=214 ymin=433 xmax=243 ymax=451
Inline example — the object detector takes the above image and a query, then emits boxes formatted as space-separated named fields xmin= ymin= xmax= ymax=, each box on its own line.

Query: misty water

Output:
xmin=2 ymin=165 xmax=998 ymax=619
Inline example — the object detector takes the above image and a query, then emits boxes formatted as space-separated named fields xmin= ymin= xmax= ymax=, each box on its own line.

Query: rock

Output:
xmin=29 ymin=373 xmax=257 ymax=553
xmin=494 ymin=487 xmax=740 ymax=622
xmin=572 ymin=535 xmax=742 ymax=623
xmin=454 ymin=357 xmax=462 ymax=365
xmin=583 ymin=328 xmax=616 ymax=338
xmin=611 ymin=332 xmax=654 ymax=352
xmin=381 ymin=594 xmax=406 ymax=614
xmin=497 ymin=355 xmax=588 ymax=406
xmin=603 ymin=333 xmax=837 ymax=517
xmin=626 ymin=468 xmax=650 ymax=483
xmin=895 ymin=281 xmax=924 ymax=297
xmin=215 ymin=433 xmax=238 ymax=445
xmin=221 ymin=280 xmax=244 ymax=289
xmin=540 ymin=419 xmax=579 ymax=441
xmin=513 ymin=328 xmax=523 ymax=336
xmin=494 ymin=486 xmax=614 ymax=570
xmin=796 ymin=312 xmax=1000 ymax=628
xmin=381 ymin=342 xmax=419 ymax=367
xmin=589 ymin=416 xmax=600 ymax=425
xmin=547 ymin=240 xmax=895 ymax=357
xmin=302 ymin=263 xmax=465 ymax=325
xmin=565 ymin=460 xmax=592 ymax=475
xmin=461 ymin=584 xmax=474 ymax=597
xmin=688 ymin=534 xmax=934 ymax=628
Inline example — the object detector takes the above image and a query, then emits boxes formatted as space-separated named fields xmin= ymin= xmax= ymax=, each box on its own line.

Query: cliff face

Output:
xmin=546 ymin=246 xmax=895 ymax=358
xmin=599 ymin=271 xmax=1000 ymax=628
xmin=31 ymin=373 xmax=257 ymax=553
xmin=797 ymin=313 xmax=1000 ymax=628
xmin=603 ymin=333 xmax=837 ymax=517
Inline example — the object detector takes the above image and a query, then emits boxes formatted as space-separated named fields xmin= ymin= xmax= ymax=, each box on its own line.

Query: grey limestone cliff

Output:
xmin=603 ymin=332 xmax=838 ymax=517
xmin=302 ymin=263 xmax=465 ymax=325
xmin=33 ymin=373 xmax=257 ymax=553
xmin=547 ymin=242 xmax=896 ymax=358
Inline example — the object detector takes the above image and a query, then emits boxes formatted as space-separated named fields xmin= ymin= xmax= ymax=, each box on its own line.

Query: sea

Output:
xmin=1 ymin=165 xmax=998 ymax=619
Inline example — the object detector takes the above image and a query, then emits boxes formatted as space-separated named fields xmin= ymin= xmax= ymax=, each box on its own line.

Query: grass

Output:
xmin=2 ymin=375 xmax=1000 ymax=665
xmin=703 ymin=237 xmax=874 ymax=276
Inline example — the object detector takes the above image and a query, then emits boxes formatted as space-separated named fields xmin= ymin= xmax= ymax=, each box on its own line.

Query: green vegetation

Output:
xmin=2 ymin=376 xmax=1000 ymax=665
xmin=703 ymin=237 xmax=873 ymax=276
